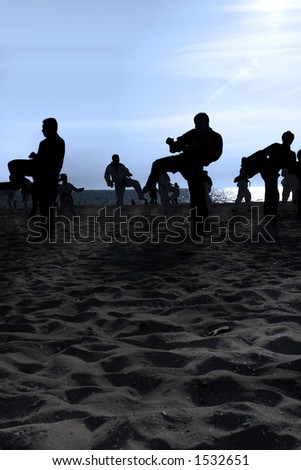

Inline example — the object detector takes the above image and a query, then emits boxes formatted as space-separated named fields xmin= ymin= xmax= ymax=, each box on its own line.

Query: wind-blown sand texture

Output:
xmin=0 ymin=202 xmax=301 ymax=450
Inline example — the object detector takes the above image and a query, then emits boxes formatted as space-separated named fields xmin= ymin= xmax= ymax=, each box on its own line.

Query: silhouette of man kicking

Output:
xmin=242 ymin=131 xmax=296 ymax=223
xmin=1 ymin=118 xmax=65 ymax=233
xmin=143 ymin=113 xmax=223 ymax=227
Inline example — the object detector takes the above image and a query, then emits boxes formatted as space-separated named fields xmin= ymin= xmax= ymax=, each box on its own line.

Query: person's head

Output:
xmin=297 ymin=149 xmax=301 ymax=162
xmin=60 ymin=173 xmax=68 ymax=183
xmin=112 ymin=153 xmax=120 ymax=171
xmin=112 ymin=154 xmax=120 ymax=164
xmin=111 ymin=154 xmax=120 ymax=170
xmin=194 ymin=113 xmax=210 ymax=130
xmin=42 ymin=118 xmax=58 ymax=137
xmin=282 ymin=130 xmax=294 ymax=146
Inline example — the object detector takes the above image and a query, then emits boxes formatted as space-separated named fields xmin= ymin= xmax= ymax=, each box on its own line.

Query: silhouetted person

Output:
xmin=281 ymin=167 xmax=298 ymax=208
xmin=242 ymin=131 xmax=296 ymax=223
xmin=5 ymin=177 xmax=32 ymax=212
xmin=149 ymin=186 xmax=158 ymax=204
xmin=294 ymin=150 xmax=301 ymax=218
xmin=169 ymin=182 xmax=180 ymax=204
xmin=158 ymin=172 xmax=171 ymax=213
xmin=29 ymin=182 xmax=39 ymax=217
xmin=2 ymin=118 xmax=65 ymax=232
xmin=21 ymin=177 xmax=34 ymax=214
xmin=58 ymin=173 xmax=84 ymax=215
xmin=104 ymin=154 xmax=145 ymax=207
xmin=143 ymin=113 xmax=223 ymax=228
xmin=233 ymin=168 xmax=251 ymax=212
xmin=203 ymin=170 xmax=213 ymax=215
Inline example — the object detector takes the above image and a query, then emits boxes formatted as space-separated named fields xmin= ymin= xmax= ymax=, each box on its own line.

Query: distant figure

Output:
xmin=0 ymin=118 xmax=65 ymax=232
xmin=169 ymin=182 xmax=180 ymax=204
xmin=281 ymin=168 xmax=299 ymax=208
xmin=149 ymin=186 xmax=158 ymax=204
xmin=203 ymin=170 xmax=213 ymax=215
xmin=21 ymin=178 xmax=34 ymax=213
xmin=241 ymin=131 xmax=296 ymax=223
xmin=104 ymin=154 xmax=145 ymax=207
xmin=294 ymin=150 xmax=301 ymax=218
xmin=143 ymin=113 xmax=223 ymax=228
xmin=233 ymin=168 xmax=251 ymax=212
xmin=5 ymin=177 xmax=32 ymax=212
xmin=6 ymin=189 xmax=17 ymax=210
xmin=58 ymin=173 xmax=84 ymax=215
xmin=158 ymin=172 xmax=171 ymax=212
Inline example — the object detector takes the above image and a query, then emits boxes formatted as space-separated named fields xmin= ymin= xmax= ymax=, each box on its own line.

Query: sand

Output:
xmin=0 ymin=202 xmax=301 ymax=450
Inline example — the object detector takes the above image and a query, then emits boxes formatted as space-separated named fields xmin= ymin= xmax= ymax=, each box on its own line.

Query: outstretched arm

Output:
xmin=71 ymin=184 xmax=84 ymax=192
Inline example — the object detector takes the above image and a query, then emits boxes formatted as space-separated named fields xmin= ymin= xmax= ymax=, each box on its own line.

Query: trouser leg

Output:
xmin=187 ymin=175 xmax=208 ymax=224
xmin=262 ymin=175 xmax=279 ymax=218
xmin=115 ymin=183 xmax=126 ymax=207
xmin=158 ymin=186 xmax=170 ymax=212
xmin=245 ymin=190 xmax=251 ymax=209
xmin=37 ymin=185 xmax=58 ymax=237
xmin=297 ymin=190 xmax=301 ymax=218
xmin=8 ymin=159 xmax=36 ymax=189
xmin=126 ymin=178 xmax=144 ymax=200
xmin=0 ymin=159 xmax=36 ymax=190
xmin=143 ymin=156 xmax=182 ymax=192
xmin=282 ymin=186 xmax=290 ymax=203
xmin=234 ymin=190 xmax=243 ymax=210
xmin=30 ymin=183 xmax=39 ymax=217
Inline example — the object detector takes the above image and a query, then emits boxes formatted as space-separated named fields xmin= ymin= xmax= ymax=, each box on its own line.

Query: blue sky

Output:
xmin=1 ymin=0 xmax=301 ymax=189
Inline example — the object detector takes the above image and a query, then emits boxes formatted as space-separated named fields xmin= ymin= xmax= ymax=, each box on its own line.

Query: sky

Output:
xmin=1 ymin=0 xmax=301 ymax=189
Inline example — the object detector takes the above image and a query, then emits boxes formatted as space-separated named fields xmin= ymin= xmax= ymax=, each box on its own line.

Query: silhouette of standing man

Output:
xmin=143 ymin=113 xmax=223 ymax=228
xmin=8 ymin=118 xmax=65 ymax=232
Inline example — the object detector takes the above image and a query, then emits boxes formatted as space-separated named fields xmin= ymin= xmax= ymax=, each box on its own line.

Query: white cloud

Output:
xmin=225 ymin=0 xmax=301 ymax=12
xmin=168 ymin=30 xmax=301 ymax=81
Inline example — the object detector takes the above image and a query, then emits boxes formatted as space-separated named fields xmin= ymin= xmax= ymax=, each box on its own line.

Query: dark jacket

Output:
xmin=33 ymin=133 xmax=65 ymax=184
xmin=242 ymin=143 xmax=296 ymax=178
xmin=168 ymin=127 xmax=223 ymax=167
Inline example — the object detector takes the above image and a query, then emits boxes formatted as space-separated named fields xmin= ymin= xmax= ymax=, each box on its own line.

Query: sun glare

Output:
xmin=254 ymin=0 xmax=289 ymax=11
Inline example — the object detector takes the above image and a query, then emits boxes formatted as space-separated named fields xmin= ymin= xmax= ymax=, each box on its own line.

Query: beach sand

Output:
xmin=1 ymin=202 xmax=301 ymax=450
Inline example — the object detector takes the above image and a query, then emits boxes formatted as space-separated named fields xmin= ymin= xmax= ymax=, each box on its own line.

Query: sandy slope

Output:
xmin=0 ymin=202 xmax=301 ymax=449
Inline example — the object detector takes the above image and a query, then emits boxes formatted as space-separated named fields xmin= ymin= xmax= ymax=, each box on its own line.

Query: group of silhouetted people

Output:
xmin=2 ymin=112 xmax=301 ymax=239
xmin=103 ymin=118 xmax=301 ymax=227
xmin=102 ymin=113 xmax=223 ymax=226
